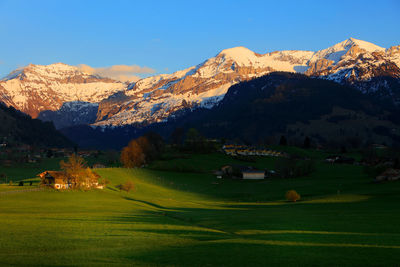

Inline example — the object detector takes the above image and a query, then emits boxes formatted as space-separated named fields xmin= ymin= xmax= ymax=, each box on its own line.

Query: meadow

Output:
xmin=0 ymin=150 xmax=399 ymax=266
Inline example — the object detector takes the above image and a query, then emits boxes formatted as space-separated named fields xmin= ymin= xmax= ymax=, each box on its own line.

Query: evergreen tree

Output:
xmin=279 ymin=135 xmax=287 ymax=146
xmin=170 ymin=127 xmax=184 ymax=145
xmin=303 ymin=136 xmax=311 ymax=149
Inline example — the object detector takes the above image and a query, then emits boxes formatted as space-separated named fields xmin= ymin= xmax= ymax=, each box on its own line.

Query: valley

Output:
xmin=1 ymin=149 xmax=400 ymax=266
xmin=1 ymin=3 xmax=399 ymax=265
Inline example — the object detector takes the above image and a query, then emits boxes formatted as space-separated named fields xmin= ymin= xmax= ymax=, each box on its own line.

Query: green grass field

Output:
xmin=0 ymin=151 xmax=400 ymax=266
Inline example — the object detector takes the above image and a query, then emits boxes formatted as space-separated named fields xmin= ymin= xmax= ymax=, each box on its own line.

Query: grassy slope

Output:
xmin=0 ymin=152 xmax=400 ymax=266
xmin=0 ymin=157 xmax=63 ymax=182
xmin=0 ymin=153 xmax=119 ymax=183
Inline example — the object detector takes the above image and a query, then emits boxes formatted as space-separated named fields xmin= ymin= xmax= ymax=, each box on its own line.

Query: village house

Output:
xmin=222 ymin=144 xmax=285 ymax=157
xmin=216 ymin=165 xmax=266 ymax=180
xmin=375 ymin=169 xmax=400 ymax=182
xmin=86 ymin=172 xmax=104 ymax=189
xmin=242 ymin=170 xmax=265 ymax=180
xmin=214 ymin=170 xmax=223 ymax=179
xmin=16 ymin=144 xmax=31 ymax=152
xmin=325 ymin=155 xmax=355 ymax=164
xmin=38 ymin=171 xmax=70 ymax=189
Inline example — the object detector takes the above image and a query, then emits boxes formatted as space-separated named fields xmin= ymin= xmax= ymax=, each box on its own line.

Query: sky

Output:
xmin=0 ymin=0 xmax=399 ymax=80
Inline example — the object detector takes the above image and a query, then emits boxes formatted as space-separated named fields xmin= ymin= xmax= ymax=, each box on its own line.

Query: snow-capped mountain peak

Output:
xmin=344 ymin=37 xmax=385 ymax=52
xmin=1 ymin=38 xmax=399 ymax=128
xmin=310 ymin=37 xmax=385 ymax=64
xmin=216 ymin=46 xmax=259 ymax=66
xmin=0 ymin=63 xmax=126 ymax=117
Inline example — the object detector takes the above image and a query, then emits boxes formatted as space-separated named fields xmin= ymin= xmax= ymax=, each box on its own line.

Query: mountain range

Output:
xmin=1 ymin=38 xmax=400 ymax=148
xmin=1 ymin=38 xmax=399 ymax=129
xmin=59 ymin=72 xmax=400 ymax=149
xmin=0 ymin=63 xmax=125 ymax=118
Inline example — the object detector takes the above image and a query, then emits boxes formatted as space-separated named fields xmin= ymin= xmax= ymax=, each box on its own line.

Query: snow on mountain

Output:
xmin=94 ymin=38 xmax=399 ymax=127
xmin=306 ymin=38 xmax=400 ymax=84
xmin=387 ymin=45 xmax=400 ymax=69
xmin=0 ymin=63 xmax=125 ymax=117
xmin=309 ymin=38 xmax=385 ymax=64
xmin=94 ymin=46 xmax=317 ymax=126
xmin=1 ymin=38 xmax=399 ymax=128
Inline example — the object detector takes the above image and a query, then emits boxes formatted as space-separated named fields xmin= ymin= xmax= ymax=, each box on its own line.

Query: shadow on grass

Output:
xmin=106 ymin=187 xmax=119 ymax=192
xmin=123 ymin=196 xmax=172 ymax=210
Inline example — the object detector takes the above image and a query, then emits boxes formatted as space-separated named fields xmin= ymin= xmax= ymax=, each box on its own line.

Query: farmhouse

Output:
xmin=38 ymin=170 xmax=103 ymax=190
xmin=242 ymin=170 xmax=265 ymax=180
xmin=38 ymin=171 xmax=70 ymax=189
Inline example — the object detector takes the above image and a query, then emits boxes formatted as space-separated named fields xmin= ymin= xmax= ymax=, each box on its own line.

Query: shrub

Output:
xmin=101 ymin=178 xmax=111 ymax=187
xmin=120 ymin=180 xmax=135 ymax=193
xmin=303 ymin=136 xmax=311 ymax=149
xmin=279 ymin=135 xmax=287 ymax=146
xmin=285 ymin=190 xmax=300 ymax=202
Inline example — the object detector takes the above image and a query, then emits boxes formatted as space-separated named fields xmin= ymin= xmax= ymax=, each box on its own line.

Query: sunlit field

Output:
xmin=0 ymin=152 xmax=400 ymax=266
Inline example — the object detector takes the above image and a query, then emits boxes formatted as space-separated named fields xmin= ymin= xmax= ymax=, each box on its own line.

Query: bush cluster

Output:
xmin=285 ymin=190 xmax=300 ymax=202
xmin=120 ymin=133 xmax=164 ymax=168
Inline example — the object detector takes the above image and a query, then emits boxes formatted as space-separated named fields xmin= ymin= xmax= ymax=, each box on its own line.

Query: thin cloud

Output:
xmin=77 ymin=64 xmax=156 ymax=83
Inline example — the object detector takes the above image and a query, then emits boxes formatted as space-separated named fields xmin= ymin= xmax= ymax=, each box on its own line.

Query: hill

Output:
xmin=181 ymin=72 xmax=400 ymax=146
xmin=0 ymin=103 xmax=73 ymax=147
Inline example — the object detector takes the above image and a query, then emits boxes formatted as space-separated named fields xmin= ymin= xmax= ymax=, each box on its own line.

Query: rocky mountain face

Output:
xmin=1 ymin=38 xmax=399 ymax=129
xmin=306 ymin=39 xmax=400 ymax=82
xmin=0 ymin=63 xmax=125 ymax=118
xmin=37 ymin=101 xmax=99 ymax=129
xmin=94 ymin=38 xmax=400 ymax=127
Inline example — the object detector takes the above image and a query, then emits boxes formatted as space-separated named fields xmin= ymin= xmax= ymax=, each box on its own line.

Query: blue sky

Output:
xmin=0 ymin=0 xmax=399 ymax=79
